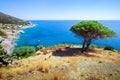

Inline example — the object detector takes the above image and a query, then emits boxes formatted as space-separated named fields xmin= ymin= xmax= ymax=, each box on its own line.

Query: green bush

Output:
xmin=97 ymin=46 xmax=105 ymax=48
xmin=104 ymin=46 xmax=114 ymax=51
xmin=90 ymin=44 xmax=104 ymax=49
xmin=0 ymin=26 xmax=7 ymax=29
xmin=12 ymin=30 xmax=15 ymax=33
xmin=0 ymin=45 xmax=9 ymax=66
xmin=90 ymin=44 xmax=97 ymax=48
xmin=117 ymin=50 xmax=120 ymax=54
xmin=13 ymin=46 xmax=36 ymax=59
xmin=0 ymin=30 xmax=7 ymax=37
xmin=36 ymin=45 xmax=43 ymax=51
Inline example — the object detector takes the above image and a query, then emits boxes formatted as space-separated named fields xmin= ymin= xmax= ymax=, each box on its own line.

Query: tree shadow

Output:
xmin=52 ymin=47 xmax=97 ymax=57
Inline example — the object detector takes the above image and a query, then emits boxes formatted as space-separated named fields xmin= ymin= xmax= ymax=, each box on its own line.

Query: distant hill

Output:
xmin=0 ymin=12 xmax=30 ymax=25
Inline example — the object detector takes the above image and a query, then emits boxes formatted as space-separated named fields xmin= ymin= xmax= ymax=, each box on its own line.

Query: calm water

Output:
xmin=15 ymin=20 xmax=120 ymax=50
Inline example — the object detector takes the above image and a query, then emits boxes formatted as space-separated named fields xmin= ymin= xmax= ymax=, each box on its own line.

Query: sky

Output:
xmin=0 ymin=0 xmax=120 ymax=20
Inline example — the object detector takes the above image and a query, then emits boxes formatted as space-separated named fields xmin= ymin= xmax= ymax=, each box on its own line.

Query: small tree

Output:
xmin=70 ymin=21 xmax=116 ymax=52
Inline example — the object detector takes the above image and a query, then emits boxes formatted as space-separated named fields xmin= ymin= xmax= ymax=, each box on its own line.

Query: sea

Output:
xmin=15 ymin=20 xmax=120 ymax=50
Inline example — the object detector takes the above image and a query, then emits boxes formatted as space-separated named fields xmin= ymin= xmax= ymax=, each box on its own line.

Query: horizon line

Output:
xmin=27 ymin=19 xmax=120 ymax=21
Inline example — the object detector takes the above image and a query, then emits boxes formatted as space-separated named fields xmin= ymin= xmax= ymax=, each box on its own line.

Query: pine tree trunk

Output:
xmin=85 ymin=39 xmax=91 ymax=51
xmin=82 ymin=39 xmax=86 ymax=53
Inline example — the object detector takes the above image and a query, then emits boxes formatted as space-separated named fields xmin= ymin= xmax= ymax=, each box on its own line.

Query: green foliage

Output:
xmin=70 ymin=21 xmax=116 ymax=52
xmin=96 ymin=46 xmax=105 ymax=48
xmin=12 ymin=30 xmax=15 ymax=33
xmin=0 ymin=30 xmax=7 ymax=37
xmin=36 ymin=45 xmax=43 ymax=51
xmin=0 ymin=26 xmax=7 ymax=29
xmin=13 ymin=46 xmax=36 ymax=59
xmin=0 ymin=44 xmax=9 ymax=66
xmin=70 ymin=21 xmax=116 ymax=39
xmin=0 ymin=45 xmax=8 ymax=58
xmin=117 ymin=51 xmax=120 ymax=54
xmin=104 ymin=46 xmax=114 ymax=51
xmin=98 ymin=60 xmax=103 ymax=63
xmin=90 ymin=44 xmax=97 ymax=48
xmin=90 ymin=44 xmax=105 ymax=49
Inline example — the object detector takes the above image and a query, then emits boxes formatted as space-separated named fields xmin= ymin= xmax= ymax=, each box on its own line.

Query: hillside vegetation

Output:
xmin=0 ymin=12 xmax=30 ymax=25
xmin=0 ymin=44 xmax=120 ymax=80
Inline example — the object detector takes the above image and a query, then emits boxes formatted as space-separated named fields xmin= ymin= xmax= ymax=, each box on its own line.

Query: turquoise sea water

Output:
xmin=15 ymin=20 xmax=120 ymax=50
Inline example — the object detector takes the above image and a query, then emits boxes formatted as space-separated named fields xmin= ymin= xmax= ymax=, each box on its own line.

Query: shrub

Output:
xmin=97 ymin=46 xmax=105 ymax=48
xmin=104 ymin=46 xmax=114 ymax=51
xmin=0 ymin=30 xmax=7 ymax=37
xmin=117 ymin=51 xmax=120 ymax=54
xmin=36 ymin=45 xmax=43 ymax=51
xmin=13 ymin=46 xmax=36 ymax=59
xmin=12 ymin=30 xmax=15 ymax=33
xmin=90 ymin=44 xmax=105 ymax=49
xmin=0 ymin=45 xmax=9 ymax=66
xmin=90 ymin=44 xmax=97 ymax=49
xmin=98 ymin=60 xmax=103 ymax=63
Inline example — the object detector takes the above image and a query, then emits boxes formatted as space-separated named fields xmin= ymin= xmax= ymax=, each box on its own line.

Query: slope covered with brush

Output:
xmin=0 ymin=12 xmax=30 ymax=25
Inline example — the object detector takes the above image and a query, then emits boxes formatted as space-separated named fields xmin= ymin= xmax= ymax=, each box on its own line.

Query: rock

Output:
xmin=12 ymin=62 xmax=19 ymax=65
xmin=46 ymin=50 xmax=51 ymax=53
xmin=36 ymin=51 xmax=43 ymax=55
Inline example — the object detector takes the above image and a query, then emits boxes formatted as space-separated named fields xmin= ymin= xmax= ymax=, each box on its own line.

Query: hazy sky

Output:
xmin=0 ymin=0 xmax=120 ymax=20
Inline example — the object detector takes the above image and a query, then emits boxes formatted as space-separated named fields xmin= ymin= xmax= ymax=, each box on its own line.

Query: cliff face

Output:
xmin=0 ymin=12 xmax=30 ymax=25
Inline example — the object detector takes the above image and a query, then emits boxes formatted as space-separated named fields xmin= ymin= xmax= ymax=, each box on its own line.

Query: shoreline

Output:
xmin=22 ymin=24 xmax=36 ymax=29
xmin=1 ymin=24 xmax=35 ymax=54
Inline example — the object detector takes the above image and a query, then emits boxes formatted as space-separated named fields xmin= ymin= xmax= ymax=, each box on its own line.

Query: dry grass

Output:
xmin=0 ymin=44 xmax=120 ymax=80
xmin=0 ymin=56 xmax=52 ymax=79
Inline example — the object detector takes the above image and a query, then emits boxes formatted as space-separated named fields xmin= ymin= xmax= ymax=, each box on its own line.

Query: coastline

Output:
xmin=1 ymin=24 xmax=35 ymax=54
xmin=22 ymin=24 xmax=36 ymax=29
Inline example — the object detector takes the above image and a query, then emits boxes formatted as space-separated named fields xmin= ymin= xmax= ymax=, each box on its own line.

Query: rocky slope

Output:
xmin=0 ymin=44 xmax=120 ymax=80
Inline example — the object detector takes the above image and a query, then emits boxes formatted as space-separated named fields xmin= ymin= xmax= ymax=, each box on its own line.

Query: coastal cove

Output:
xmin=15 ymin=20 xmax=120 ymax=50
xmin=0 ymin=24 xmax=34 ymax=54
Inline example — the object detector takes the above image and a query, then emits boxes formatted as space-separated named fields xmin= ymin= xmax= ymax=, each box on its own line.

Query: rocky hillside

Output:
xmin=0 ymin=12 xmax=30 ymax=25
xmin=0 ymin=44 xmax=120 ymax=80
